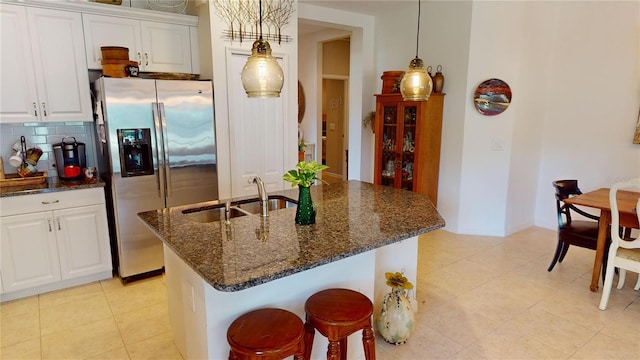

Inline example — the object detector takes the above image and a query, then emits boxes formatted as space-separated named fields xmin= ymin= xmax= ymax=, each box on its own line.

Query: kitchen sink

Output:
xmin=232 ymin=195 xmax=297 ymax=214
xmin=182 ymin=195 xmax=297 ymax=223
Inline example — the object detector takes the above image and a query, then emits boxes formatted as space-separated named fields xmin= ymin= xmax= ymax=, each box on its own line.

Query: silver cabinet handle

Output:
xmin=145 ymin=52 xmax=149 ymax=66
xmin=41 ymin=102 xmax=47 ymax=116
xmin=56 ymin=217 xmax=61 ymax=231
xmin=47 ymin=218 xmax=52 ymax=232
xmin=33 ymin=102 xmax=38 ymax=116
xmin=137 ymin=51 xmax=141 ymax=62
xmin=151 ymin=102 xmax=164 ymax=199
xmin=41 ymin=200 xmax=60 ymax=204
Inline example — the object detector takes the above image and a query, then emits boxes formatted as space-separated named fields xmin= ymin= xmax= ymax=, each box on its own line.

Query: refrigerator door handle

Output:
xmin=158 ymin=102 xmax=171 ymax=199
xmin=152 ymin=102 xmax=165 ymax=199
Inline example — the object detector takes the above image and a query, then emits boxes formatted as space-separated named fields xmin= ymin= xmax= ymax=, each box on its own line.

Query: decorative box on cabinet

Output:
xmin=373 ymin=93 xmax=444 ymax=206
xmin=82 ymin=13 xmax=197 ymax=74
xmin=0 ymin=188 xmax=112 ymax=302
xmin=0 ymin=4 xmax=92 ymax=123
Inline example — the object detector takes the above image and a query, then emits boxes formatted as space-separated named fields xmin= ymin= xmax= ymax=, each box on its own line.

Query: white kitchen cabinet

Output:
xmin=0 ymin=188 xmax=112 ymax=301
xmin=226 ymin=51 xmax=287 ymax=198
xmin=83 ymin=14 xmax=195 ymax=74
xmin=0 ymin=212 xmax=62 ymax=293
xmin=0 ymin=4 xmax=91 ymax=123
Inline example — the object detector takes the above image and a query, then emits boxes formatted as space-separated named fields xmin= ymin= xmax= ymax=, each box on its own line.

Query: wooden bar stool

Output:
xmin=303 ymin=288 xmax=376 ymax=360
xmin=227 ymin=308 xmax=305 ymax=360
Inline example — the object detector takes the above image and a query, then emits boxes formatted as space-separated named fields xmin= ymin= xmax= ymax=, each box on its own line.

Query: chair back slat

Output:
xmin=609 ymin=178 xmax=640 ymax=250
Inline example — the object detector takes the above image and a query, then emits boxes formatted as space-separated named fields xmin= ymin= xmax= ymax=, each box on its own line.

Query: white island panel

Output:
xmin=165 ymin=236 xmax=418 ymax=360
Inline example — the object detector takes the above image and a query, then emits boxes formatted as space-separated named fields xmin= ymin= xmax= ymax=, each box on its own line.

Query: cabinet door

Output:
xmin=141 ymin=21 xmax=192 ymax=73
xmin=0 ymin=212 xmax=61 ymax=292
xmin=379 ymin=103 xmax=399 ymax=188
xmin=399 ymin=104 xmax=418 ymax=191
xmin=27 ymin=7 xmax=92 ymax=122
xmin=226 ymin=51 xmax=286 ymax=197
xmin=0 ymin=4 xmax=40 ymax=123
xmin=82 ymin=14 xmax=143 ymax=70
xmin=55 ymin=205 xmax=111 ymax=280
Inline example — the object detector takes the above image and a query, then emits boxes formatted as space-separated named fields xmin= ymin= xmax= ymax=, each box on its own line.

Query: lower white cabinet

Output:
xmin=0 ymin=188 xmax=112 ymax=301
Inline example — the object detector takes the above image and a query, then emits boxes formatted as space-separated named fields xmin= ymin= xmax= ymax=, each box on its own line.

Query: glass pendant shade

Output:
xmin=400 ymin=57 xmax=432 ymax=101
xmin=241 ymin=39 xmax=284 ymax=98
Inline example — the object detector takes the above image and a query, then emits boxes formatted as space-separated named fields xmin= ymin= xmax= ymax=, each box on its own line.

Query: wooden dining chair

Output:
xmin=548 ymin=180 xmax=609 ymax=274
xmin=598 ymin=178 xmax=640 ymax=310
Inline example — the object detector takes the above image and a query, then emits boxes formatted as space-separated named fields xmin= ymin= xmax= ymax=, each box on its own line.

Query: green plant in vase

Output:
xmin=283 ymin=161 xmax=329 ymax=225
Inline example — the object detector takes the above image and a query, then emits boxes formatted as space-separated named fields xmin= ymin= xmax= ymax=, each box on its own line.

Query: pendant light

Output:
xmin=400 ymin=0 xmax=432 ymax=101
xmin=241 ymin=0 xmax=284 ymax=98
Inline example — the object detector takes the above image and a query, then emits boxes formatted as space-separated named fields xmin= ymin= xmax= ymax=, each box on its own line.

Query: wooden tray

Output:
xmin=0 ymin=172 xmax=48 ymax=187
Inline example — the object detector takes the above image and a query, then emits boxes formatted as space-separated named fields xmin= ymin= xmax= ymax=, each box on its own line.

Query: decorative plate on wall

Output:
xmin=473 ymin=78 xmax=512 ymax=116
xmin=298 ymin=81 xmax=306 ymax=124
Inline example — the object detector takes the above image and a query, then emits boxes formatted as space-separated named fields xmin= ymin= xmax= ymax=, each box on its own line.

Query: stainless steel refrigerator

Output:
xmin=93 ymin=77 xmax=218 ymax=282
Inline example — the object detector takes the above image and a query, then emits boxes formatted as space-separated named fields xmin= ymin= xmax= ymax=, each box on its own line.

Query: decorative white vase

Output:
xmin=376 ymin=287 xmax=415 ymax=344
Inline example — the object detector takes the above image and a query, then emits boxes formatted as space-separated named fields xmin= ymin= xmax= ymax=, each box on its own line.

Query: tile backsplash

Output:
xmin=0 ymin=122 xmax=97 ymax=178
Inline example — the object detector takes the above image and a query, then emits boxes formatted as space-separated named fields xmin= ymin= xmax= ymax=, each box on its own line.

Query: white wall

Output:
xmin=297 ymin=4 xmax=375 ymax=181
xmin=299 ymin=28 xmax=351 ymax=164
xmin=533 ymin=1 xmax=640 ymax=230
xmin=208 ymin=2 xmax=298 ymax=199
xmin=317 ymin=0 xmax=639 ymax=236
xmin=372 ymin=1 xmax=472 ymax=231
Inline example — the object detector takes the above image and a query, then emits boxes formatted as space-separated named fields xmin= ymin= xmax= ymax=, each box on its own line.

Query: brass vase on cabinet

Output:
xmin=433 ymin=65 xmax=444 ymax=94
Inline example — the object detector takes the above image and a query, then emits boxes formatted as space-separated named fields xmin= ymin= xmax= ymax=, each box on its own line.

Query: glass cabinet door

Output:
xmin=380 ymin=105 xmax=398 ymax=187
xmin=400 ymin=105 xmax=416 ymax=191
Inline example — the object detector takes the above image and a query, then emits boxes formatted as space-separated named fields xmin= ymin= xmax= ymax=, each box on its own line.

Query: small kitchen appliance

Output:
xmin=53 ymin=137 xmax=86 ymax=179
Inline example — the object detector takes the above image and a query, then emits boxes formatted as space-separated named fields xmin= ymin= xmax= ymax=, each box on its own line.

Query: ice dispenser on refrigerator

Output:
xmin=117 ymin=129 xmax=153 ymax=177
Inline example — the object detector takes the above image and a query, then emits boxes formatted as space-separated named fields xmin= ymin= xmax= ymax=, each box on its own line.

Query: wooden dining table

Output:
xmin=563 ymin=188 xmax=640 ymax=292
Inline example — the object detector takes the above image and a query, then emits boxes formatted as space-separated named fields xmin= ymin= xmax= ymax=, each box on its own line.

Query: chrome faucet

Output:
xmin=224 ymin=201 xmax=231 ymax=224
xmin=252 ymin=176 xmax=269 ymax=217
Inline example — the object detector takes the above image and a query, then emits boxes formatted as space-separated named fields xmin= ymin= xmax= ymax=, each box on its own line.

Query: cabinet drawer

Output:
xmin=0 ymin=188 xmax=105 ymax=216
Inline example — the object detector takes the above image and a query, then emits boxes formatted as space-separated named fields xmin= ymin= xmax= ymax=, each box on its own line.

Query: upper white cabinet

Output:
xmin=83 ymin=14 xmax=195 ymax=74
xmin=0 ymin=4 xmax=92 ymax=123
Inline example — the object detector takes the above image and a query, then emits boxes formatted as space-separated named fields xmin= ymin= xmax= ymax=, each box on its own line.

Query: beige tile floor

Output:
xmin=1 ymin=227 xmax=639 ymax=359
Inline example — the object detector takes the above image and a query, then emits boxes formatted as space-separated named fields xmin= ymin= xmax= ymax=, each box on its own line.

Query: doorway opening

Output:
xmin=322 ymin=77 xmax=348 ymax=181
xmin=320 ymin=37 xmax=350 ymax=182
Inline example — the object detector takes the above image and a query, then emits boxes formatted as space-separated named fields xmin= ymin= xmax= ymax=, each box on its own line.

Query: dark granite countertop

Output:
xmin=0 ymin=177 xmax=105 ymax=197
xmin=138 ymin=180 xmax=445 ymax=292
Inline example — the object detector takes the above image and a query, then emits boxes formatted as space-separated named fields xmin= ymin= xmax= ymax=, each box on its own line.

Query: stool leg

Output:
xmin=327 ymin=340 xmax=341 ymax=360
xmin=362 ymin=326 xmax=376 ymax=360
xmin=228 ymin=350 xmax=239 ymax=360
xmin=294 ymin=338 xmax=305 ymax=360
xmin=339 ymin=338 xmax=347 ymax=360
xmin=303 ymin=320 xmax=316 ymax=360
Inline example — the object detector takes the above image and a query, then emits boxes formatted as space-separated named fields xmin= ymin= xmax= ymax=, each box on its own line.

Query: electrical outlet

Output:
xmin=329 ymin=123 xmax=336 ymax=131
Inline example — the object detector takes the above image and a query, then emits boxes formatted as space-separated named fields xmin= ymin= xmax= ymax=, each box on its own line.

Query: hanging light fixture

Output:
xmin=400 ymin=0 xmax=432 ymax=101
xmin=241 ymin=0 xmax=284 ymax=98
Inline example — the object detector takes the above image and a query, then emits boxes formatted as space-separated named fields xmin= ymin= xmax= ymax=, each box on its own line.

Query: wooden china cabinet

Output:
xmin=374 ymin=93 xmax=444 ymax=206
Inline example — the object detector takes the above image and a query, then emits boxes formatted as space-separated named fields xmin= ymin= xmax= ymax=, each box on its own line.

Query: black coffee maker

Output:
xmin=53 ymin=137 xmax=86 ymax=179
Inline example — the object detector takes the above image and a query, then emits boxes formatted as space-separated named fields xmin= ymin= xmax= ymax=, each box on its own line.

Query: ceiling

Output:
xmin=298 ymin=0 xmax=406 ymax=16
xmin=298 ymin=0 xmax=409 ymax=36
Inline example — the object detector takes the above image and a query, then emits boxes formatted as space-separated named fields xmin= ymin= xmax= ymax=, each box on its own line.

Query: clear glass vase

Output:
xmin=295 ymin=185 xmax=315 ymax=225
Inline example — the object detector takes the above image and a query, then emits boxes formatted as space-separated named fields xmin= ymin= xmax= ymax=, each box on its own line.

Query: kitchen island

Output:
xmin=138 ymin=180 xmax=444 ymax=359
